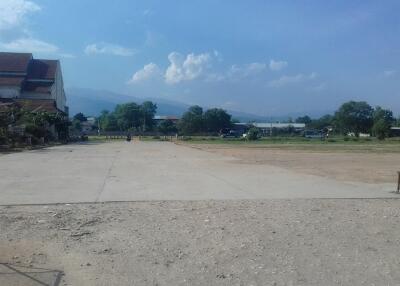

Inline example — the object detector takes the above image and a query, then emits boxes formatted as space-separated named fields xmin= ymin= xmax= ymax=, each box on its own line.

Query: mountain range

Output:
xmin=66 ymin=88 xmax=282 ymax=122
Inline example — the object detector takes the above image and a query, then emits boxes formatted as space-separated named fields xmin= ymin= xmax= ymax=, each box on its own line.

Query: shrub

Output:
xmin=247 ymin=127 xmax=260 ymax=141
xmin=25 ymin=124 xmax=46 ymax=139
xmin=372 ymin=118 xmax=390 ymax=140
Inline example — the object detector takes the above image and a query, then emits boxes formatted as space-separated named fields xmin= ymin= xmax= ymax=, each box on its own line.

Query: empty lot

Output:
xmin=0 ymin=141 xmax=396 ymax=205
xmin=189 ymin=143 xmax=400 ymax=184
xmin=1 ymin=141 xmax=400 ymax=285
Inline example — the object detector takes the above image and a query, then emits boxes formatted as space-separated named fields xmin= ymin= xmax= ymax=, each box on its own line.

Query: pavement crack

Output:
xmin=95 ymin=151 xmax=118 ymax=202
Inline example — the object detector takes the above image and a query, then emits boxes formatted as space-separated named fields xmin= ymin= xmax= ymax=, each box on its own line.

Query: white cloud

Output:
xmin=309 ymin=82 xmax=327 ymax=92
xmin=0 ymin=37 xmax=58 ymax=53
xmin=205 ymin=73 xmax=226 ymax=82
xmin=383 ymin=70 xmax=396 ymax=77
xmin=84 ymin=43 xmax=136 ymax=56
xmin=206 ymin=61 xmax=267 ymax=82
xmin=165 ymin=52 xmax=211 ymax=84
xmin=0 ymin=1 xmax=76 ymax=58
xmin=0 ymin=0 xmax=40 ymax=30
xmin=128 ymin=63 xmax=161 ymax=84
xmin=268 ymin=72 xmax=317 ymax=87
xmin=228 ymin=62 xmax=267 ymax=79
xmin=269 ymin=59 xmax=288 ymax=71
xmin=243 ymin=62 xmax=266 ymax=74
xmin=213 ymin=49 xmax=223 ymax=62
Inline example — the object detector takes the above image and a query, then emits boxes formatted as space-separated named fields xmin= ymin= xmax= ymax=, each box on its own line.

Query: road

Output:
xmin=0 ymin=141 xmax=395 ymax=205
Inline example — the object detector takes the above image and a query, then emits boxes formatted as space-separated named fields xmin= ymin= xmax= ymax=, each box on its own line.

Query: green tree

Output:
xmin=73 ymin=112 xmax=87 ymax=122
xmin=158 ymin=119 xmax=177 ymax=135
xmin=334 ymin=101 xmax=373 ymax=136
xmin=372 ymin=119 xmax=390 ymax=140
xmin=98 ymin=110 xmax=119 ymax=131
xmin=373 ymin=106 xmax=394 ymax=125
xmin=247 ymin=127 xmax=260 ymax=140
xmin=203 ymin=108 xmax=232 ymax=133
xmin=0 ymin=104 xmax=22 ymax=143
xmin=140 ymin=101 xmax=157 ymax=131
xmin=71 ymin=119 xmax=82 ymax=132
xmin=114 ymin=102 xmax=142 ymax=130
xmin=98 ymin=110 xmax=110 ymax=131
xmin=371 ymin=106 xmax=394 ymax=140
xmin=295 ymin=115 xmax=312 ymax=125
xmin=103 ymin=114 xmax=119 ymax=131
xmin=177 ymin=105 xmax=204 ymax=134
xmin=308 ymin=114 xmax=333 ymax=130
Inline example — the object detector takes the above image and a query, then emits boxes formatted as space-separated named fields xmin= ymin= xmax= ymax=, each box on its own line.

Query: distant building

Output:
xmin=390 ymin=127 xmax=400 ymax=137
xmin=0 ymin=52 xmax=67 ymax=114
xmin=154 ymin=115 xmax=179 ymax=126
xmin=234 ymin=122 xmax=306 ymax=136
xmin=81 ymin=117 xmax=97 ymax=133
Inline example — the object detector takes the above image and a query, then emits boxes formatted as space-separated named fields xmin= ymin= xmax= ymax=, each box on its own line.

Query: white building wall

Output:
xmin=53 ymin=62 xmax=66 ymax=112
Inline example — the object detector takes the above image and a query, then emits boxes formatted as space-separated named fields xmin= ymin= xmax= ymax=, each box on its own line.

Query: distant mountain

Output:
xmin=66 ymin=87 xmax=288 ymax=122
xmin=66 ymin=88 xmax=188 ymax=117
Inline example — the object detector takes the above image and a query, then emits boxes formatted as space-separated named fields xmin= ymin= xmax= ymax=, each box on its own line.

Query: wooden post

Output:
xmin=397 ymin=172 xmax=400 ymax=194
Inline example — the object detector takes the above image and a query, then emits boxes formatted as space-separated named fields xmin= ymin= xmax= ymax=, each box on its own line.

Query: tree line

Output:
xmin=87 ymin=102 xmax=232 ymax=135
xmin=295 ymin=101 xmax=399 ymax=139
xmin=96 ymin=101 xmax=157 ymax=132
xmin=70 ymin=100 xmax=400 ymax=140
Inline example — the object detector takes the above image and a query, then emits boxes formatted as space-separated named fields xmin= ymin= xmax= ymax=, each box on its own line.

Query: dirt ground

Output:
xmin=1 ymin=199 xmax=400 ymax=286
xmin=1 ymin=142 xmax=400 ymax=285
xmin=192 ymin=144 xmax=400 ymax=184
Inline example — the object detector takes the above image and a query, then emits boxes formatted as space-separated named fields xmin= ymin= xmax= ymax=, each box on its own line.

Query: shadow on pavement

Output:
xmin=0 ymin=263 xmax=63 ymax=286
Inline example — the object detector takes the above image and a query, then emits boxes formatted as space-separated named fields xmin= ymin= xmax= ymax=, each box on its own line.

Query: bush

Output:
xmin=372 ymin=118 xmax=390 ymax=140
xmin=247 ymin=127 xmax=260 ymax=141
xmin=25 ymin=124 xmax=46 ymax=139
xmin=343 ymin=137 xmax=350 ymax=141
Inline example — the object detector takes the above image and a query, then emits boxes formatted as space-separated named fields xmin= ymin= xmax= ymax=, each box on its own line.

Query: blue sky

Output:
xmin=0 ymin=0 xmax=399 ymax=116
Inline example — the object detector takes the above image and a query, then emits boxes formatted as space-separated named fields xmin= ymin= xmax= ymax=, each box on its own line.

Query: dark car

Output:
xmin=220 ymin=130 xmax=239 ymax=138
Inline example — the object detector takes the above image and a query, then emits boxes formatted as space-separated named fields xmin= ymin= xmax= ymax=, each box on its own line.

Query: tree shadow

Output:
xmin=0 ymin=263 xmax=63 ymax=286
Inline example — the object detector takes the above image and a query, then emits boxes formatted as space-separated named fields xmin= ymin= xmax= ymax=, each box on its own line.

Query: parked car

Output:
xmin=304 ymin=130 xmax=324 ymax=139
xmin=220 ymin=130 xmax=239 ymax=138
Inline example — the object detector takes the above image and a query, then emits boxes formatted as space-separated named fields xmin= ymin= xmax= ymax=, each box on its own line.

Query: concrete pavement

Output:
xmin=0 ymin=141 xmax=395 ymax=205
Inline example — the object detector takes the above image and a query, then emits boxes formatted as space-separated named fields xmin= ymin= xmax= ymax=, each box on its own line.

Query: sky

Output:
xmin=0 ymin=0 xmax=399 ymax=117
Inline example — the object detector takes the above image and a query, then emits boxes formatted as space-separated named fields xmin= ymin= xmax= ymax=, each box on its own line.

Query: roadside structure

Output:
xmin=390 ymin=127 xmax=400 ymax=137
xmin=0 ymin=52 xmax=67 ymax=114
xmin=154 ymin=115 xmax=180 ymax=129
xmin=81 ymin=117 xmax=97 ymax=133
xmin=154 ymin=115 xmax=179 ymax=125
xmin=234 ymin=122 xmax=306 ymax=136
xmin=0 ymin=52 xmax=68 ymax=140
